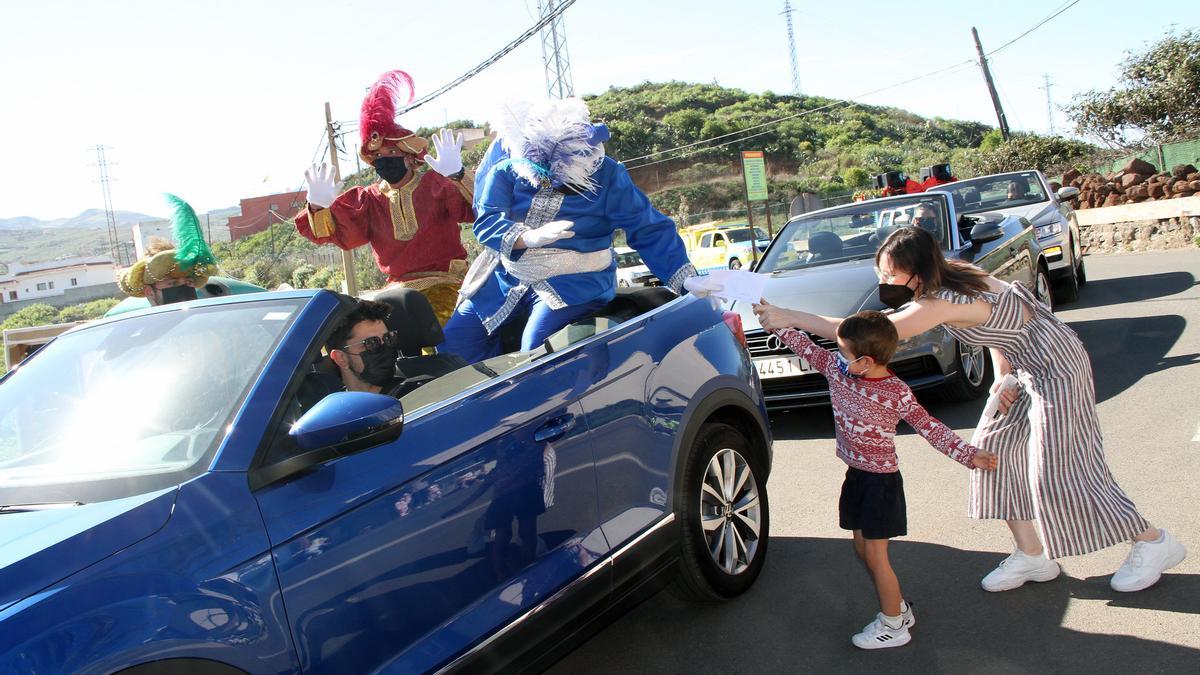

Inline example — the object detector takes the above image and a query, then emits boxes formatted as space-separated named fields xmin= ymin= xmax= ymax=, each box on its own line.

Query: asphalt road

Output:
xmin=551 ymin=249 xmax=1200 ymax=674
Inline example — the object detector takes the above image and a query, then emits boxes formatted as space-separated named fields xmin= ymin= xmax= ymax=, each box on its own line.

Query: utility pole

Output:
xmin=206 ymin=212 xmax=212 ymax=245
xmin=92 ymin=145 xmax=124 ymax=267
xmin=1040 ymin=74 xmax=1055 ymax=135
xmin=325 ymin=102 xmax=358 ymax=297
xmin=781 ymin=1 xmax=802 ymax=95
xmin=538 ymin=0 xmax=574 ymax=99
xmin=971 ymin=27 xmax=1010 ymax=141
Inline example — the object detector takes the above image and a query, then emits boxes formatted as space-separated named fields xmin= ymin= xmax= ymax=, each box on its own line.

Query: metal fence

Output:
xmin=1102 ymin=138 xmax=1200 ymax=174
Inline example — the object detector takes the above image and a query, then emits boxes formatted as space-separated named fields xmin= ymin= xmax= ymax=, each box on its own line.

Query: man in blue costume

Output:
xmin=440 ymin=98 xmax=707 ymax=363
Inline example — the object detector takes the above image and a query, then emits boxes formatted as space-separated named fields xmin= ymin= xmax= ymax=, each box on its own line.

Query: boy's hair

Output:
xmin=836 ymin=310 xmax=899 ymax=365
xmin=326 ymin=299 xmax=391 ymax=353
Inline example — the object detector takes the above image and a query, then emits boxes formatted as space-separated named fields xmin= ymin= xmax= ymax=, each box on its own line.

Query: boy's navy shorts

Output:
xmin=839 ymin=466 xmax=907 ymax=540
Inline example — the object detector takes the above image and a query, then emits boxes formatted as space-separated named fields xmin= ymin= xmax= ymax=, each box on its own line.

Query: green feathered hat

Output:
xmin=118 ymin=193 xmax=219 ymax=297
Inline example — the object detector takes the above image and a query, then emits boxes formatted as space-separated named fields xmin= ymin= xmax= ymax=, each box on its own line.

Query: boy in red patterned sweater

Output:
xmin=765 ymin=307 xmax=998 ymax=650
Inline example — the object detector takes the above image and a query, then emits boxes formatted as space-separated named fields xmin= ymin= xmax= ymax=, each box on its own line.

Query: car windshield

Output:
xmin=757 ymin=196 xmax=950 ymax=273
xmin=616 ymin=250 xmax=644 ymax=268
xmin=0 ymin=299 xmax=301 ymax=505
xmin=725 ymin=227 xmax=769 ymax=243
xmin=941 ymin=171 xmax=1048 ymax=213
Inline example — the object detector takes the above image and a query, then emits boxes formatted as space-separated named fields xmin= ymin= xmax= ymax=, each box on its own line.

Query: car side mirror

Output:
xmin=1057 ymin=186 xmax=1080 ymax=201
xmin=969 ymin=221 xmax=1004 ymax=246
xmin=250 ymin=392 xmax=404 ymax=489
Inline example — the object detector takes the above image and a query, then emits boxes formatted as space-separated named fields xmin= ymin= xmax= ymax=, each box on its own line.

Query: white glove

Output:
xmin=304 ymin=163 xmax=343 ymax=209
xmin=520 ymin=220 xmax=575 ymax=248
xmin=423 ymin=129 xmax=465 ymax=177
xmin=683 ymin=275 xmax=724 ymax=298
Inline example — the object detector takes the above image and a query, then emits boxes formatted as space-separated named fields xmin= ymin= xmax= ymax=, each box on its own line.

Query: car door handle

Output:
xmin=534 ymin=415 xmax=577 ymax=442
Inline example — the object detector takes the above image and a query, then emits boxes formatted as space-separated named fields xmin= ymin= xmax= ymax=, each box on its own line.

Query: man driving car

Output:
xmin=326 ymin=300 xmax=404 ymax=396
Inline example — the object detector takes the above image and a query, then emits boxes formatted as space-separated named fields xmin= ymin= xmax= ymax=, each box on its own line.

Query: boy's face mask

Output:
xmin=836 ymin=353 xmax=868 ymax=378
xmin=157 ymin=283 xmax=198 ymax=305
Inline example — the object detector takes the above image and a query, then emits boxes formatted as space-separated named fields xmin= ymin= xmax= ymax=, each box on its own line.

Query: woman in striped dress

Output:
xmin=754 ymin=227 xmax=1186 ymax=592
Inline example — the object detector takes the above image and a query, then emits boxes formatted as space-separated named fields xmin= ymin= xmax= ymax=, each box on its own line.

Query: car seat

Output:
xmin=807 ymin=231 xmax=844 ymax=262
xmin=374 ymin=287 xmax=468 ymax=393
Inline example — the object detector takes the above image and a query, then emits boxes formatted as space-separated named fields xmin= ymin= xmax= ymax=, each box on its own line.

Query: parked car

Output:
xmin=682 ymin=224 xmax=772 ymax=273
xmin=0 ymin=285 xmax=771 ymax=674
xmin=614 ymin=246 xmax=653 ymax=287
xmin=733 ymin=191 xmax=1052 ymax=409
xmin=932 ymin=170 xmax=1085 ymax=302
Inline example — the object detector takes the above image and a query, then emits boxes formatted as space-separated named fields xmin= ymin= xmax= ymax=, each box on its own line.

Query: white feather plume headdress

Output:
xmin=492 ymin=98 xmax=606 ymax=192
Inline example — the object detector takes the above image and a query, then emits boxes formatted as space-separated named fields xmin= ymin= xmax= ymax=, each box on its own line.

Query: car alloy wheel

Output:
xmin=672 ymin=423 xmax=769 ymax=600
xmin=700 ymin=447 xmax=762 ymax=575
xmin=960 ymin=342 xmax=987 ymax=388
xmin=1035 ymin=267 xmax=1054 ymax=311
xmin=728 ymin=258 xmax=742 ymax=270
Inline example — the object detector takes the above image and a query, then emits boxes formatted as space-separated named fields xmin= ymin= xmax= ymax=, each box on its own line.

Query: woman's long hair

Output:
xmin=875 ymin=226 xmax=989 ymax=297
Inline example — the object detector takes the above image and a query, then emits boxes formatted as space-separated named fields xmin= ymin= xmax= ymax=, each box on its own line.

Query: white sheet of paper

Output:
xmin=707 ymin=269 xmax=768 ymax=304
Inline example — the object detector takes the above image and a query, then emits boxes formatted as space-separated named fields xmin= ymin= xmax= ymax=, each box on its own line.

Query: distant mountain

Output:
xmin=0 ymin=208 xmax=190 ymax=231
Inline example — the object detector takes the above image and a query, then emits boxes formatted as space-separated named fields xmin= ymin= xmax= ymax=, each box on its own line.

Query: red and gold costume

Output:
xmin=295 ymin=70 xmax=475 ymax=323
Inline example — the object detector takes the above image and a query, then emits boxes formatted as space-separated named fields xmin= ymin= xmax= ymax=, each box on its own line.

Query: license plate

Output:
xmin=753 ymin=356 xmax=814 ymax=379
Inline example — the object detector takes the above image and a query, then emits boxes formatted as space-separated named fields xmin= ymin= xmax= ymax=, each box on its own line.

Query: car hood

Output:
xmin=0 ymin=487 xmax=177 ymax=613
xmin=971 ymin=201 xmax=1056 ymax=225
xmin=731 ymin=258 xmax=881 ymax=331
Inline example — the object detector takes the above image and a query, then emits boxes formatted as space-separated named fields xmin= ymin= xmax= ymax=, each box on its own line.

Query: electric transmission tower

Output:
xmin=92 ymin=145 xmax=125 ymax=267
xmin=537 ymin=0 xmax=574 ymax=99
xmin=1040 ymin=74 xmax=1055 ymax=135
xmin=781 ymin=1 xmax=801 ymax=95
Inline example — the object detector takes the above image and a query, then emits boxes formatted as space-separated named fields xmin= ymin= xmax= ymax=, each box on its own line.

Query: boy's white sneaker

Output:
xmin=1110 ymin=529 xmax=1187 ymax=592
xmin=852 ymin=613 xmax=911 ymax=650
xmin=981 ymin=549 xmax=1060 ymax=592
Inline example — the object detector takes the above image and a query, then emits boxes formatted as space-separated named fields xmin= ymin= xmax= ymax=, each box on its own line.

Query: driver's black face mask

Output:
xmin=374 ymin=157 xmax=409 ymax=184
xmin=160 ymin=284 xmax=198 ymax=304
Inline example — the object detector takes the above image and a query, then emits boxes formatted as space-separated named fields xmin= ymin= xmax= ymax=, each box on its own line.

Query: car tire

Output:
xmin=1076 ymin=254 xmax=1087 ymax=286
xmin=1034 ymin=264 xmax=1054 ymax=312
xmin=728 ymin=258 xmax=742 ymax=270
xmin=940 ymin=339 xmax=993 ymax=402
xmin=1054 ymin=259 xmax=1080 ymax=305
xmin=671 ymin=423 xmax=769 ymax=601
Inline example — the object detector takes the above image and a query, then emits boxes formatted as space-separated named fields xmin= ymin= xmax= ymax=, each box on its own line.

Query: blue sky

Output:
xmin=0 ymin=0 xmax=1183 ymax=220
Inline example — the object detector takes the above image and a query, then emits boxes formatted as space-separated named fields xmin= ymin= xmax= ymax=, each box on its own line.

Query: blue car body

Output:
xmin=0 ymin=288 xmax=770 ymax=674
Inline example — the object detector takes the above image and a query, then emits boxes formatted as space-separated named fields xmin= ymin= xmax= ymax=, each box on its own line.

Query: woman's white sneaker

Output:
xmin=981 ymin=549 xmax=1061 ymax=592
xmin=1110 ymin=529 xmax=1187 ymax=592
xmin=852 ymin=613 xmax=911 ymax=650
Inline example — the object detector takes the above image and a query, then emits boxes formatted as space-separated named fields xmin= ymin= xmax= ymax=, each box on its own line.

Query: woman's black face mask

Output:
xmin=374 ymin=157 xmax=408 ymax=184
xmin=878 ymin=283 xmax=915 ymax=310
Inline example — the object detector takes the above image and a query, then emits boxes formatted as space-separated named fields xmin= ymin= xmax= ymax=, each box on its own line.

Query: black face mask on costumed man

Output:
xmin=374 ymin=157 xmax=409 ymax=184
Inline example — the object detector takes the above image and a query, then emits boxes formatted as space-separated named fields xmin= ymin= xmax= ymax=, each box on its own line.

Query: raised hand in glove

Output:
xmin=304 ymin=163 xmax=343 ymax=209
xmin=518 ymin=220 xmax=575 ymax=249
xmin=683 ymin=275 xmax=724 ymax=298
xmin=423 ymin=128 xmax=465 ymax=177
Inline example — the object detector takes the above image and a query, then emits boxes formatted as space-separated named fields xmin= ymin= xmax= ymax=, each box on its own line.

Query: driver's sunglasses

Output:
xmin=341 ymin=330 xmax=400 ymax=355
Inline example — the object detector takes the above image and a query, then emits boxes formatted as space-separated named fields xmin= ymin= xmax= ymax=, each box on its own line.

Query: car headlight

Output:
xmin=1035 ymin=221 xmax=1063 ymax=239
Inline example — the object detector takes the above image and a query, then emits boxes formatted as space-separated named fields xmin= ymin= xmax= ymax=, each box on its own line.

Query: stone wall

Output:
xmin=1075 ymin=196 xmax=1200 ymax=254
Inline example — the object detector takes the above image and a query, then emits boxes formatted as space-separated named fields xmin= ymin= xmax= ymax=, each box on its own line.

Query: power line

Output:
xmin=987 ymin=0 xmax=1083 ymax=56
xmin=396 ymin=0 xmax=578 ymax=115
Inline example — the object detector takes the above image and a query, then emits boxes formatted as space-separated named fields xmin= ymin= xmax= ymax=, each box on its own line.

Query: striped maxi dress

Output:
xmin=934 ymin=281 xmax=1149 ymax=559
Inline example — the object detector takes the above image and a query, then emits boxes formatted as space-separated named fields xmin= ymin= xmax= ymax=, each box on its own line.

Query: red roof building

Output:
xmin=227 ymin=190 xmax=306 ymax=241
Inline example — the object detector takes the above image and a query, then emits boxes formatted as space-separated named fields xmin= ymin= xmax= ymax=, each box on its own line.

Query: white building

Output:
xmin=0 ymin=256 xmax=116 ymax=304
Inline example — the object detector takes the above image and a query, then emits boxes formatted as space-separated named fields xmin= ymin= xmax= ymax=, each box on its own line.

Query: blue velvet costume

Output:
xmin=441 ymin=139 xmax=695 ymax=363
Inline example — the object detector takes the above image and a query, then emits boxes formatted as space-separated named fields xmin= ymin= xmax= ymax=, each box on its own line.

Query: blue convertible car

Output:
xmin=0 ymin=286 xmax=771 ymax=673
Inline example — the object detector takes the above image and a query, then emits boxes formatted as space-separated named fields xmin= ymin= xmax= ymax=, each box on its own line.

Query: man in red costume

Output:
xmin=296 ymin=70 xmax=474 ymax=323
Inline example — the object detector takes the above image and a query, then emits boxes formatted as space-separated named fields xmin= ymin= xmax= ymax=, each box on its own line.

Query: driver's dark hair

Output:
xmin=876 ymin=226 xmax=989 ymax=297
xmin=327 ymin=299 xmax=391 ymax=353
